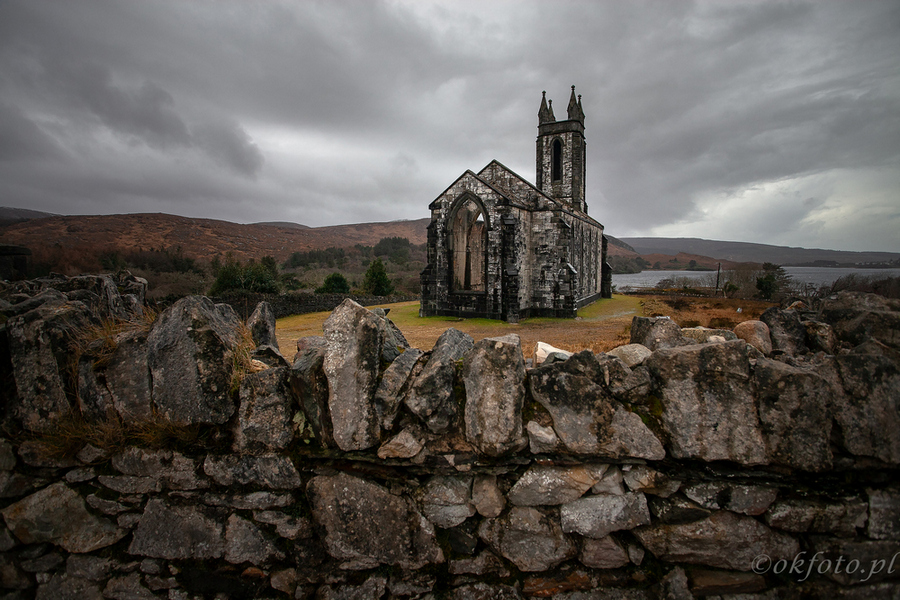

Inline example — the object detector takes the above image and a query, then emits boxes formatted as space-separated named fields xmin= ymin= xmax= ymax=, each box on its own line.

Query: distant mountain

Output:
xmin=0 ymin=207 xmax=56 ymax=226
xmin=0 ymin=212 xmax=430 ymax=274
xmin=621 ymin=237 xmax=900 ymax=267
xmin=605 ymin=235 xmax=637 ymax=254
xmin=252 ymin=221 xmax=311 ymax=230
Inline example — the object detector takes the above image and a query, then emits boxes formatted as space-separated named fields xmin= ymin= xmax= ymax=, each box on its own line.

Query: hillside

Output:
xmin=0 ymin=206 xmax=57 ymax=227
xmin=0 ymin=213 xmax=430 ymax=273
xmin=623 ymin=237 xmax=900 ymax=267
xmin=4 ymin=208 xmax=895 ymax=277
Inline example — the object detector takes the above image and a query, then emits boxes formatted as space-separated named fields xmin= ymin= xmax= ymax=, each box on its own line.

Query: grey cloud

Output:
xmin=0 ymin=103 xmax=62 ymax=162
xmin=193 ymin=120 xmax=264 ymax=178
xmin=64 ymin=64 xmax=192 ymax=149
xmin=0 ymin=0 xmax=897 ymax=251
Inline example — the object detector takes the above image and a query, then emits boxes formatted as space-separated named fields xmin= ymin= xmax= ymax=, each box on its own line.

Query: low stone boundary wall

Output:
xmin=0 ymin=273 xmax=898 ymax=598
xmin=211 ymin=291 xmax=420 ymax=320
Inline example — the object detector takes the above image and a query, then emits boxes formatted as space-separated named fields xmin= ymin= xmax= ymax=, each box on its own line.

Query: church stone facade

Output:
xmin=420 ymin=87 xmax=612 ymax=323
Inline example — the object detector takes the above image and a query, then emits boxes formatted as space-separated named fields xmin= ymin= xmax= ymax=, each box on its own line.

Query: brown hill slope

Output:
xmin=0 ymin=213 xmax=430 ymax=273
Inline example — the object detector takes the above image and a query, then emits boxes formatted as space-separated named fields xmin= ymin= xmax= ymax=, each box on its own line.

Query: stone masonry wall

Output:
xmin=1 ymin=273 xmax=899 ymax=599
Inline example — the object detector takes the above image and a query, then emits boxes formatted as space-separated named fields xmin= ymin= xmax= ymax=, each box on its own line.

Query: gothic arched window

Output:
xmin=448 ymin=196 xmax=487 ymax=292
xmin=551 ymin=138 xmax=562 ymax=181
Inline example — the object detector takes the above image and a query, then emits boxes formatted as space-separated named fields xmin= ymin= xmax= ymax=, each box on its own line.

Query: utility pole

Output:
xmin=715 ymin=263 xmax=721 ymax=297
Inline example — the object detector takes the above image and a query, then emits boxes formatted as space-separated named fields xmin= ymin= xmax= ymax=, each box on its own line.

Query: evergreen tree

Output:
xmin=362 ymin=258 xmax=394 ymax=296
xmin=756 ymin=263 xmax=791 ymax=300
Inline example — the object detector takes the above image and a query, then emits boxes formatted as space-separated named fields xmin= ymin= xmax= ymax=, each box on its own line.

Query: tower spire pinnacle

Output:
xmin=567 ymin=85 xmax=584 ymax=123
xmin=538 ymin=91 xmax=555 ymax=124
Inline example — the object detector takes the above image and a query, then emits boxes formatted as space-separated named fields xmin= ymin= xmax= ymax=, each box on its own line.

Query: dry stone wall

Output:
xmin=0 ymin=274 xmax=899 ymax=599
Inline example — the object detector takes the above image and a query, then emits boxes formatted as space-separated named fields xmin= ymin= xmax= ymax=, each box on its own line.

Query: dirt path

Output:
xmin=275 ymin=295 xmax=643 ymax=360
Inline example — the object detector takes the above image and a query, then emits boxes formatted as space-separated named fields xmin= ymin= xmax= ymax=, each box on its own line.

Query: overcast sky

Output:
xmin=1 ymin=1 xmax=898 ymax=252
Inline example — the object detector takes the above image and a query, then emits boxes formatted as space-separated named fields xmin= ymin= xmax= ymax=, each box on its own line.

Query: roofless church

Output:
xmin=420 ymin=86 xmax=612 ymax=323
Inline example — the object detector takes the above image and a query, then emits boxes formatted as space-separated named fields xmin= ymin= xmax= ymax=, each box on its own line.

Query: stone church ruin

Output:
xmin=420 ymin=87 xmax=613 ymax=322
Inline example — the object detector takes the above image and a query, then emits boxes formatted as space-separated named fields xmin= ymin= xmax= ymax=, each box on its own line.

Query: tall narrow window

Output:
xmin=551 ymin=139 xmax=562 ymax=181
xmin=448 ymin=197 xmax=487 ymax=292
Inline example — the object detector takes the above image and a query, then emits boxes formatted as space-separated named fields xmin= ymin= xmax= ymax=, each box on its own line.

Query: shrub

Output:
xmin=316 ymin=272 xmax=350 ymax=294
xmin=209 ymin=254 xmax=281 ymax=295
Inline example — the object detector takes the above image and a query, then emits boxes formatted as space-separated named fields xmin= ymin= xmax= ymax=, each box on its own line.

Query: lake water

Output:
xmin=612 ymin=267 xmax=900 ymax=291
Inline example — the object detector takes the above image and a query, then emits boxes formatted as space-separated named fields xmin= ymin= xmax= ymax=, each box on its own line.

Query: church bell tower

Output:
xmin=536 ymin=86 xmax=587 ymax=213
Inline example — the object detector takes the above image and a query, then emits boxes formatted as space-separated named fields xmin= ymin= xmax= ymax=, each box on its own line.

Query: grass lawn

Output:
xmin=274 ymin=294 xmax=772 ymax=360
xmin=275 ymin=295 xmax=643 ymax=360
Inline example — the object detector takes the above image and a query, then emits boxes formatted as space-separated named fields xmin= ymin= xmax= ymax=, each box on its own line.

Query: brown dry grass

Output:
xmin=24 ymin=411 xmax=209 ymax=461
xmin=275 ymin=294 xmax=774 ymax=361
xmin=638 ymin=295 xmax=775 ymax=329
xmin=70 ymin=308 xmax=159 ymax=369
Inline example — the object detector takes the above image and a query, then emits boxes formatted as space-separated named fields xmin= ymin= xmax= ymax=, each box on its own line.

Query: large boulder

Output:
xmin=6 ymin=300 xmax=96 ymax=432
xmin=233 ymin=366 xmax=295 ymax=454
xmin=630 ymin=316 xmax=690 ymax=351
xmin=760 ymin=307 xmax=808 ymax=356
xmin=645 ymin=340 xmax=767 ymax=465
xmin=819 ymin=353 xmax=900 ymax=464
xmin=374 ymin=348 xmax=423 ymax=431
xmin=527 ymin=351 xmax=614 ymax=455
xmin=462 ymin=334 xmax=527 ymax=456
xmin=101 ymin=330 xmax=153 ymax=422
xmin=733 ymin=320 xmax=772 ymax=355
xmin=322 ymin=299 xmax=385 ymax=451
xmin=246 ymin=301 xmax=279 ymax=350
xmin=307 ymin=473 xmax=443 ymax=570
xmin=405 ymin=328 xmax=473 ymax=434
xmin=752 ymin=358 xmax=833 ymax=471
xmin=77 ymin=328 xmax=153 ymax=425
xmin=288 ymin=337 xmax=333 ymax=447
xmin=606 ymin=343 xmax=652 ymax=368
xmin=47 ymin=274 xmax=128 ymax=320
xmin=375 ymin=308 xmax=411 ymax=365
xmin=147 ymin=296 xmax=243 ymax=425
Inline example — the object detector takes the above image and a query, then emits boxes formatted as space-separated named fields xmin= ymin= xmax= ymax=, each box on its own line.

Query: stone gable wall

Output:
xmin=422 ymin=169 xmax=605 ymax=322
xmin=1 ymin=275 xmax=899 ymax=598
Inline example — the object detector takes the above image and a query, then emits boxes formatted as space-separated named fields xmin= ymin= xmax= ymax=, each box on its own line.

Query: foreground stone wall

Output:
xmin=0 ymin=273 xmax=899 ymax=599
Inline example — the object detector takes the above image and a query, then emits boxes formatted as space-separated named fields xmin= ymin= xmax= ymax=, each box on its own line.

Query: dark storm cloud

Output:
xmin=0 ymin=103 xmax=62 ymax=161
xmin=0 ymin=0 xmax=898 ymax=251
